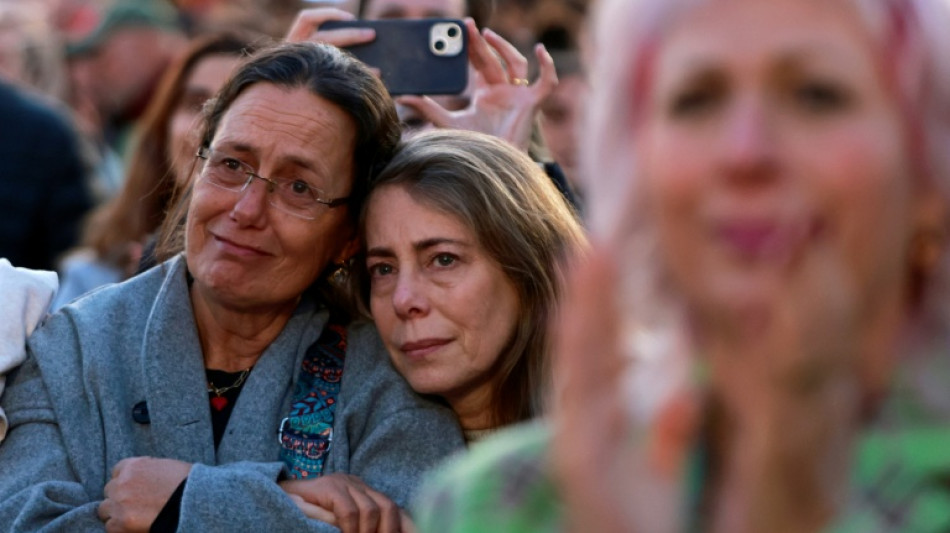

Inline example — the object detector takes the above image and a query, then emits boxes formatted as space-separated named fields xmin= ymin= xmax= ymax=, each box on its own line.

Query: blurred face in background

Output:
xmin=168 ymin=53 xmax=241 ymax=186
xmin=638 ymin=0 xmax=925 ymax=321
xmin=90 ymin=27 xmax=183 ymax=118
xmin=540 ymin=72 xmax=586 ymax=191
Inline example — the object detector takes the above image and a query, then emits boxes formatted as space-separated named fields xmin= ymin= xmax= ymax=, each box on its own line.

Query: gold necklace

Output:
xmin=207 ymin=368 xmax=250 ymax=411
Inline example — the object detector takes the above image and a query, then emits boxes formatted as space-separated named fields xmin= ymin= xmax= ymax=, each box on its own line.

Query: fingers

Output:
xmin=555 ymin=250 xmax=625 ymax=395
xmin=285 ymin=8 xmax=375 ymax=48
xmin=531 ymin=43 xmax=559 ymax=100
xmin=282 ymin=474 xmax=403 ymax=533
xmin=465 ymin=18 xmax=508 ymax=85
xmin=482 ymin=28 xmax=529 ymax=82
xmin=360 ymin=486 xmax=403 ymax=533
xmin=97 ymin=499 xmax=112 ymax=522
xmin=290 ymin=494 xmax=339 ymax=525
xmin=395 ymin=95 xmax=452 ymax=128
xmin=342 ymin=482 xmax=380 ymax=533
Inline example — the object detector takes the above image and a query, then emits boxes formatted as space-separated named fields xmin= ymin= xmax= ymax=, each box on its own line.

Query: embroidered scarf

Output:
xmin=279 ymin=316 xmax=346 ymax=479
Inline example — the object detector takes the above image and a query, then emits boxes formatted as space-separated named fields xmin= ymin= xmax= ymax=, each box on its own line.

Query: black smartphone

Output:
xmin=321 ymin=18 xmax=468 ymax=96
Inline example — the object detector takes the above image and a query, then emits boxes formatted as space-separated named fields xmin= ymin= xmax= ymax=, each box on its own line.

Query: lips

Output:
xmin=399 ymin=338 xmax=451 ymax=359
xmin=713 ymin=217 xmax=816 ymax=262
xmin=212 ymin=233 xmax=270 ymax=257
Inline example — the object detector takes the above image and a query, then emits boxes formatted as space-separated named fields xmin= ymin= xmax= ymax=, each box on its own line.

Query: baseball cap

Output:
xmin=67 ymin=0 xmax=182 ymax=57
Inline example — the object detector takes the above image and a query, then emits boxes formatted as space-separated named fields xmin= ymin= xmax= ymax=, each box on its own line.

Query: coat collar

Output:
xmin=141 ymin=255 xmax=325 ymax=464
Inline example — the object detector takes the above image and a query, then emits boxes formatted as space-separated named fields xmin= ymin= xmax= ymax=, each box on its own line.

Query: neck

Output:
xmin=190 ymin=283 xmax=298 ymax=371
xmin=448 ymin=385 xmax=494 ymax=432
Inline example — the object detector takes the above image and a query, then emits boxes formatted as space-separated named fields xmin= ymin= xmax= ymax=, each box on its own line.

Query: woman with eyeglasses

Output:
xmin=0 ymin=41 xmax=462 ymax=532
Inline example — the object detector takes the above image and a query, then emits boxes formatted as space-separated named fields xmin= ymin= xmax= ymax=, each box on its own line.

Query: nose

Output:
xmin=392 ymin=270 xmax=429 ymax=319
xmin=229 ymin=175 xmax=270 ymax=226
xmin=718 ymin=94 xmax=778 ymax=185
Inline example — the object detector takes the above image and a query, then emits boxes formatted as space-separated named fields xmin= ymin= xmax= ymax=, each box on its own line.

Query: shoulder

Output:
xmin=30 ymin=257 xmax=184 ymax=361
xmin=0 ymin=82 xmax=78 ymax=144
xmin=413 ymin=420 xmax=563 ymax=532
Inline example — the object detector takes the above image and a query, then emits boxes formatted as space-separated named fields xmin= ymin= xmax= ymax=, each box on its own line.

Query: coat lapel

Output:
xmin=141 ymin=257 xmax=216 ymax=465
xmin=216 ymin=302 xmax=325 ymax=464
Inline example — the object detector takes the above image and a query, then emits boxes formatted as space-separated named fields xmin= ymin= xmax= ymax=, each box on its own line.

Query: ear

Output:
xmin=335 ymin=235 xmax=361 ymax=265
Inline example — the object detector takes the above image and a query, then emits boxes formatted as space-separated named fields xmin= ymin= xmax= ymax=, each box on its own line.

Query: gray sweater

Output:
xmin=0 ymin=255 xmax=464 ymax=532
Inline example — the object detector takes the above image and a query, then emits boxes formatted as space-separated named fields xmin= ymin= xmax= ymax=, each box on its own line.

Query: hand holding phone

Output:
xmin=321 ymin=18 xmax=469 ymax=95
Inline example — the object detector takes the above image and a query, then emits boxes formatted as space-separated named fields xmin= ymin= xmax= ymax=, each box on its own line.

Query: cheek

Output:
xmin=282 ymin=215 xmax=353 ymax=282
xmin=639 ymin=127 xmax=708 ymax=264
xmin=801 ymin=128 xmax=916 ymax=287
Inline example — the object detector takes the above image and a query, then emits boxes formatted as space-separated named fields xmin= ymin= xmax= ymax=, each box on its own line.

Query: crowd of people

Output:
xmin=2 ymin=0 xmax=950 ymax=531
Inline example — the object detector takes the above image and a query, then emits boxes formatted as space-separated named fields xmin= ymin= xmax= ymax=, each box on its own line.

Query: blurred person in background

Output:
xmin=0 ymin=1 xmax=70 ymax=101
xmin=538 ymin=45 xmax=585 ymax=196
xmin=66 ymin=0 xmax=187 ymax=197
xmin=52 ymin=31 xmax=261 ymax=309
xmin=0 ymin=76 xmax=93 ymax=271
xmin=412 ymin=0 xmax=950 ymax=531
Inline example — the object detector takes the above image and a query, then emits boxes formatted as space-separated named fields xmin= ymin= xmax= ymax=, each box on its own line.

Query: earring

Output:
xmin=329 ymin=261 xmax=350 ymax=285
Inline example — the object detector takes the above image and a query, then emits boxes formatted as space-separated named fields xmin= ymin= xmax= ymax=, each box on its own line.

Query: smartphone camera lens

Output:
xmin=434 ymin=39 xmax=446 ymax=51
xmin=447 ymin=26 xmax=459 ymax=38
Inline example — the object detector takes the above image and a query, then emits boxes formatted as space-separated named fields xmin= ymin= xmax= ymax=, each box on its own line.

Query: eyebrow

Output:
xmin=213 ymin=142 xmax=329 ymax=177
xmin=366 ymin=237 xmax=470 ymax=259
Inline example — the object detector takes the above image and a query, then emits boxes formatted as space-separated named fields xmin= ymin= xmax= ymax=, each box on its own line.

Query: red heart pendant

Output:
xmin=211 ymin=396 xmax=228 ymax=411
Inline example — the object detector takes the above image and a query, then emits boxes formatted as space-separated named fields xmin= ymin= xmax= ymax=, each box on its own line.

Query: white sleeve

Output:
xmin=0 ymin=258 xmax=58 ymax=442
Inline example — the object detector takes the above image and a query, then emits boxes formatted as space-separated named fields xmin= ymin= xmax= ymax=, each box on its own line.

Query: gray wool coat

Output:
xmin=0 ymin=255 xmax=465 ymax=532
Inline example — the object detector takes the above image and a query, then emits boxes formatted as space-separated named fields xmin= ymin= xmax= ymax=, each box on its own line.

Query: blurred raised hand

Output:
xmin=550 ymin=248 xmax=698 ymax=533
xmin=285 ymin=8 xmax=376 ymax=48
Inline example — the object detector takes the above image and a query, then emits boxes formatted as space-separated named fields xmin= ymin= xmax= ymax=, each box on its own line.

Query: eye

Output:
xmin=368 ymin=262 xmax=395 ymax=278
xmin=432 ymin=253 xmax=457 ymax=268
xmin=219 ymin=156 xmax=244 ymax=171
xmin=793 ymin=80 xmax=851 ymax=113
xmin=669 ymin=86 xmax=721 ymax=117
xmin=288 ymin=180 xmax=314 ymax=197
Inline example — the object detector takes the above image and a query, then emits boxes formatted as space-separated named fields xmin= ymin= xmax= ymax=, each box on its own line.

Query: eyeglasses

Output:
xmin=196 ymin=146 xmax=349 ymax=220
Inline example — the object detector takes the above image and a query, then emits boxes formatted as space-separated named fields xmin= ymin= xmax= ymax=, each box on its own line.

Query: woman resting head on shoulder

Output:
xmin=353 ymin=129 xmax=586 ymax=441
xmin=0 ymin=41 xmax=463 ymax=533
xmin=412 ymin=0 xmax=950 ymax=531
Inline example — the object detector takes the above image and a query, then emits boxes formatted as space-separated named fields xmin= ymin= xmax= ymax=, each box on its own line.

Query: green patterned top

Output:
xmin=413 ymin=353 xmax=950 ymax=532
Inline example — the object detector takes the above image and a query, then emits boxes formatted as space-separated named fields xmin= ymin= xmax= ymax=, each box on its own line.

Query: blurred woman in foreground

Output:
xmin=412 ymin=0 xmax=950 ymax=531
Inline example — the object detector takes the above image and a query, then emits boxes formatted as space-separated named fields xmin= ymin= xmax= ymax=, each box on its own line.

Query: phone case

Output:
xmin=322 ymin=19 xmax=468 ymax=96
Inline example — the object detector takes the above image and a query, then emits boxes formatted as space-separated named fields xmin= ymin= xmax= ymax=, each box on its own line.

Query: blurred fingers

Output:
xmin=286 ymin=8 xmax=354 ymax=41
xmin=465 ymin=18 xmax=508 ymax=84
xmin=285 ymin=8 xmax=375 ymax=48
xmin=482 ymin=28 xmax=529 ymax=81
xmin=531 ymin=43 xmax=559 ymax=100
xmin=395 ymin=95 xmax=452 ymax=128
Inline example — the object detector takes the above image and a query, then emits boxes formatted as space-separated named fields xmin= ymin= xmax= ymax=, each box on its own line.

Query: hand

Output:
xmin=396 ymin=18 xmax=558 ymax=151
xmin=281 ymin=473 xmax=413 ymax=533
xmin=285 ymin=7 xmax=376 ymax=48
xmin=97 ymin=457 xmax=192 ymax=533
xmin=550 ymin=249 xmax=699 ymax=533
